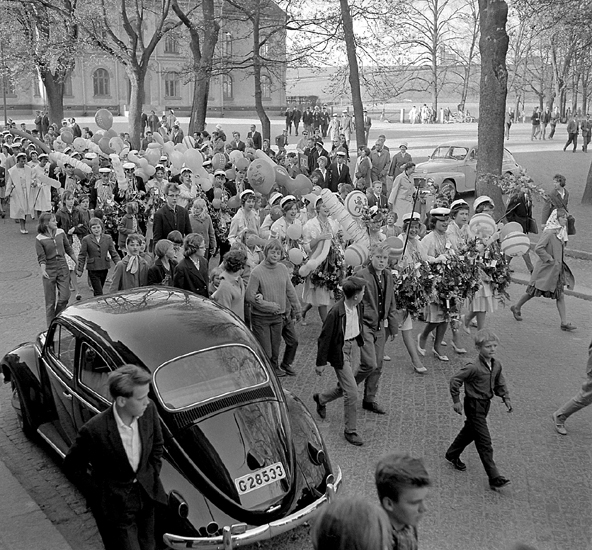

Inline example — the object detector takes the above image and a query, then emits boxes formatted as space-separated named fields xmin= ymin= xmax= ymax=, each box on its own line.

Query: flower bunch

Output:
xmin=489 ymin=171 xmax=550 ymax=202
xmin=101 ymin=199 xmax=126 ymax=239
xmin=476 ymin=240 xmax=512 ymax=303
xmin=393 ymin=261 xmax=434 ymax=318
xmin=310 ymin=240 xmax=345 ymax=295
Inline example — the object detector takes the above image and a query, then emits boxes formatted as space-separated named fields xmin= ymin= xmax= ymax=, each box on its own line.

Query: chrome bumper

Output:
xmin=163 ymin=467 xmax=342 ymax=549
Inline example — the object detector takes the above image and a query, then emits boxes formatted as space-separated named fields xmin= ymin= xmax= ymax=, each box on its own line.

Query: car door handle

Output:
xmin=63 ymin=391 xmax=73 ymax=401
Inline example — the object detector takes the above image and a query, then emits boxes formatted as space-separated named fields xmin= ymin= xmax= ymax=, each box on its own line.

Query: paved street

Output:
xmin=1 ymin=127 xmax=591 ymax=548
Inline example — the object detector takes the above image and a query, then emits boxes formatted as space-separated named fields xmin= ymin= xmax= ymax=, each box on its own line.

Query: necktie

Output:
xmin=338 ymin=165 xmax=341 ymax=177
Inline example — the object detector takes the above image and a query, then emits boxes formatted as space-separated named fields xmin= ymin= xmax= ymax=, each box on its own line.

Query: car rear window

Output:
xmin=154 ymin=345 xmax=269 ymax=411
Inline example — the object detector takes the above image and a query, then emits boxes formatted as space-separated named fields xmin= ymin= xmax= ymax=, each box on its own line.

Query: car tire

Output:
xmin=440 ymin=179 xmax=458 ymax=201
xmin=11 ymin=379 xmax=34 ymax=437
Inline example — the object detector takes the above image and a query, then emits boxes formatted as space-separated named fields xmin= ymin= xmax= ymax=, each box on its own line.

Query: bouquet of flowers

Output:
xmin=477 ymin=241 xmax=512 ymax=303
xmin=101 ymin=199 xmax=126 ymax=240
xmin=393 ymin=260 xmax=434 ymax=318
xmin=483 ymin=171 xmax=550 ymax=202
xmin=310 ymin=239 xmax=345 ymax=295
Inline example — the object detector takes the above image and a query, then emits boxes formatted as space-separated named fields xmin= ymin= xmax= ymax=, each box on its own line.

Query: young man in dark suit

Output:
xmin=64 ymin=365 xmax=167 ymax=550
xmin=329 ymin=151 xmax=352 ymax=192
xmin=153 ymin=182 xmax=192 ymax=244
xmin=247 ymin=124 xmax=262 ymax=149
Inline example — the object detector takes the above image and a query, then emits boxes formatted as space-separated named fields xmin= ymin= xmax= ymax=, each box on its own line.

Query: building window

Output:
xmin=260 ymin=42 xmax=269 ymax=58
xmin=222 ymin=32 xmax=232 ymax=57
xmin=222 ymin=75 xmax=233 ymax=100
xmin=93 ymin=68 xmax=110 ymax=97
xmin=164 ymin=34 xmax=179 ymax=54
xmin=165 ymin=72 xmax=180 ymax=98
xmin=64 ymin=72 xmax=73 ymax=97
xmin=261 ymin=75 xmax=272 ymax=100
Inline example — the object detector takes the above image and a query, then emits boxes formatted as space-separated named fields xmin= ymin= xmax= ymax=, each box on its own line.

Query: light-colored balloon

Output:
xmin=229 ymin=150 xmax=243 ymax=163
xmin=247 ymin=159 xmax=275 ymax=195
xmin=182 ymin=149 xmax=204 ymax=173
xmin=94 ymin=108 xmax=113 ymax=130
xmin=288 ymin=248 xmax=304 ymax=265
xmin=286 ymin=220 xmax=303 ymax=240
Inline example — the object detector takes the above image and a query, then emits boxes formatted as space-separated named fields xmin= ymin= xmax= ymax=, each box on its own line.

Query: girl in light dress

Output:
xmin=228 ymin=189 xmax=260 ymax=245
xmin=177 ymin=167 xmax=197 ymax=210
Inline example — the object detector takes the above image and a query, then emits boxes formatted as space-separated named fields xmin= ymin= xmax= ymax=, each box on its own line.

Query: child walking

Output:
xmin=445 ymin=329 xmax=513 ymax=490
xmin=109 ymin=234 xmax=148 ymax=292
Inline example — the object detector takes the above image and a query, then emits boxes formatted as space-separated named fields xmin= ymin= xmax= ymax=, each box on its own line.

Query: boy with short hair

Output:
xmin=375 ymin=452 xmax=431 ymax=550
xmin=445 ymin=329 xmax=513 ymax=490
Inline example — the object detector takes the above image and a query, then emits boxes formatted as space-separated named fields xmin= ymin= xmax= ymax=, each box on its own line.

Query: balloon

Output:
xmin=384 ymin=236 xmax=405 ymax=259
xmin=344 ymin=243 xmax=368 ymax=267
xmin=345 ymin=190 xmax=368 ymax=218
xmin=182 ymin=149 xmax=204 ymax=172
xmin=147 ymin=142 xmax=161 ymax=149
xmin=227 ymin=195 xmax=240 ymax=209
xmin=91 ymin=132 xmax=103 ymax=144
xmin=136 ymin=170 xmax=148 ymax=182
xmin=109 ymin=137 xmax=125 ymax=155
xmin=225 ymin=168 xmax=236 ymax=180
xmin=212 ymin=153 xmax=226 ymax=171
xmin=163 ymin=141 xmax=175 ymax=155
xmin=286 ymin=174 xmax=313 ymax=198
xmin=274 ymin=165 xmax=291 ymax=186
xmin=500 ymin=221 xmax=523 ymax=240
xmin=255 ymin=149 xmax=276 ymax=166
xmin=61 ymin=131 xmax=74 ymax=144
xmin=501 ymin=232 xmax=530 ymax=257
xmin=288 ymin=248 xmax=304 ymax=265
xmin=103 ymin=128 xmax=118 ymax=139
xmin=98 ymin=137 xmax=112 ymax=154
xmin=299 ymin=239 xmax=331 ymax=277
xmin=152 ymin=132 xmax=165 ymax=146
xmin=211 ymin=198 xmax=222 ymax=209
xmin=247 ymin=159 xmax=275 ymax=195
xmin=320 ymin=189 xmax=370 ymax=249
xmin=127 ymin=152 xmax=141 ymax=165
xmin=213 ymin=187 xmax=223 ymax=199
xmin=235 ymin=157 xmax=250 ymax=171
xmin=183 ymin=136 xmax=195 ymax=149
xmin=174 ymin=143 xmax=188 ymax=153
xmin=73 ymin=137 xmax=87 ymax=152
xmin=170 ymin=151 xmax=184 ymax=170
xmin=270 ymin=206 xmax=282 ymax=221
xmin=229 ymin=150 xmax=243 ymax=163
xmin=8 ymin=129 xmax=51 ymax=154
xmin=145 ymin=148 xmax=161 ymax=166
xmin=468 ymin=213 xmax=496 ymax=239
xmin=286 ymin=221 xmax=303 ymax=240
xmin=73 ymin=168 xmax=86 ymax=179
xmin=95 ymin=109 xmax=114 ymax=130
xmin=144 ymin=164 xmax=156 ymax=177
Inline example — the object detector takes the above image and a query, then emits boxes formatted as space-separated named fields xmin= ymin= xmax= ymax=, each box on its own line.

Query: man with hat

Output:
xmin=91 ymin=167 xmax=114 ymax=209
xmin=115 ymin=162 xmax=146 ymax=205
xmin=59 ymin=159 xmax=81 ymax=195
xmin=388 ymin=142 xmax=413 ymax=185
xmin=207 ymin=169 xmax=237 ymax=202
xmin=7 ymin=152 xmax=35 ymax=233
xmin=329 ymin=151 xmax=352 ymax=193
xmin=363 ymin=109 xmax=372 ymax=143
xmin=202 ymin=159 xmax=214 ymax=175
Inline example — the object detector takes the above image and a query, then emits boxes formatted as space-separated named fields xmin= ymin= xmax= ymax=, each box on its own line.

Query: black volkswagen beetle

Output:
xmin=1 ymin=288 xmax=341 ymax=549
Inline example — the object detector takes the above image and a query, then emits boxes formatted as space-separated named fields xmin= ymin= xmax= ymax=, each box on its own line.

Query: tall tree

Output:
xmin=171 ymin=0 xmax=219 ymax=134
xmin=476 ymin=0 xmax=509 ymax=218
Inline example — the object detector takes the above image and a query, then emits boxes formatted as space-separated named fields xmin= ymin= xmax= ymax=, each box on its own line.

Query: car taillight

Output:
xmin=307 ymin=442 xmax=325 ymax=466
xmin=168 ymin=490 xmax=189 ymax=519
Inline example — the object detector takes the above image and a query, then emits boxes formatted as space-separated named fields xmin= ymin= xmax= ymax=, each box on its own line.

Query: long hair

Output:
xmin=37 ymin=212 xmax=54 ymax=235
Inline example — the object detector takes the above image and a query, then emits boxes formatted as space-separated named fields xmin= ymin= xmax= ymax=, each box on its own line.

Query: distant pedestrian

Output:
xmin=552 ymin=339 xmax=592 ymax=435
xmin=530 ymin=107 xmax=541 ymax=140
xmin=548 ymin=107 xmax=560 ymax=139
xmin=445 ymin=329 xmax=513 ymax=490
xmin=375 ymin=452 xmax=431 ymax=550
xmin=563 ymin=115 xmax=579 ymax=152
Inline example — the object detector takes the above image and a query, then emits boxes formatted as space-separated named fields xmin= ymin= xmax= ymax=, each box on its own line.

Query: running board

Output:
xmin=37 ymin=422 xmax=68 ymax=459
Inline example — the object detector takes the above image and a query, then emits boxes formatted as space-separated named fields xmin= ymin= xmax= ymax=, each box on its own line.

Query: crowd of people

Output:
xmin=0 ymin=110 xmax=586 ymax=549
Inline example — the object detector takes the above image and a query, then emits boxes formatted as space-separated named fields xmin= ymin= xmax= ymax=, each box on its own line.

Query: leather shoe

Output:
xmin=445 ymin=455 xmax=467 ymax=471
xmin=313 ymin=393 xmax=326 ymax=419
xmin=273 ymin=367 xmax=287 ymax=378
xmin=552 ymin=412 xmax=567 ymax=435
xmin=282 ymin=365 xmax=297 ymax=376
xmin=510 ymin=305 xmax=522 ymax=321
xmin=344 ymin=431 xmax=364 ymax=446
xmin=362 ymin=401 xmax=386 ymax=415
xmin=489 ymin=476 xmax=511 ymax=490
xmin=560 ymin=323 xmax=577 ymax=332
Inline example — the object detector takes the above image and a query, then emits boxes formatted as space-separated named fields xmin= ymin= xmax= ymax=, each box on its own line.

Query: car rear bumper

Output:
xmin=163 ymin=467 xmax=342 ymax=550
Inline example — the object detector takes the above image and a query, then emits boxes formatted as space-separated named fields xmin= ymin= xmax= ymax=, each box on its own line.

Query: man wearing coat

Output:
xmin=153 ymin=182 xmax=192 ymax=244
xmin=247 ymin=124 xmax=262 ymax=149
xmin=171 ymin=124 xmax=184 ymax=145
xmin=64 ymin=365 xmax=167 ymax=550
xmin=7 ymin=152 xmax=35 ymax=234
xmin=580 ymin=114 xmax=591 ymax=153
xmin=328 ymin=151 xmax=352 ymax=193
xmin=563 ymin=115 xmax=579 ymax=152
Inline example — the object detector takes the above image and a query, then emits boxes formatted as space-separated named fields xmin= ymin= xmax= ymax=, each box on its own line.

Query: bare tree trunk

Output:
xmin=340 ymin=0 xmax=365 ymax=146
xmin=190 ymin=76 xmax=211 ymax=134
xmin=572 ymin=71 xmax=580 ymax=115
xmin=251 ymin=1 xmax=270 ymax=141
xmin=127 ymin=70 xmax=145 ymax=150
xmin=476 ymin=0 xmax=509 ymax=220
xmin=40 ymin=71 xmax=65 ymax=125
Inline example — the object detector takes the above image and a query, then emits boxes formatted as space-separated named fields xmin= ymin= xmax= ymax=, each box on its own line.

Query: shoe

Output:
xmin=451 ymin=342 xmax=467 ymax=354
xmin=383 ymin=355 xmax=391 ymax=361
xmin=273 ymin=367 xmax=287 ymax=378
xmin=510 ymin=305 xmax=522 ymax=321
xmin=460 ymin=314 xmax=471 ymax=334
xmin=445 ymin=455 xmax=467 ymax=471
xmin=344 ymin=431 xmax=364 ymax=446
xmin=23 ymin=229 xmax=28 ymax=234
xmin=489 ymin=476 xmax=511 ymax=490
xmin=362 ymin=401 xmax=386 ymax=415
xmin=417 ymin=334 xmax=426 ymax=357
xmin=560 ymin=323 xmax=577 ymax=332
xmin=433 ymin=350 xmax=449 ymax=362
xmin=20 ymin=229 xmax=26 ymax=234
xmin=413 ymin=364 xmax=428 ymax=374
xmin=313 ymin=393 xmax=326 ymax=419
xmin=552 ymin=412 xmax=567 ymax=435
xmin=282 ymin=365 xmax=297 ymax=376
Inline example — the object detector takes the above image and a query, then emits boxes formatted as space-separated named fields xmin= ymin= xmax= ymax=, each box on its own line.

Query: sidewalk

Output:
xmin=0 ymin=461 xmax=74 ymax=550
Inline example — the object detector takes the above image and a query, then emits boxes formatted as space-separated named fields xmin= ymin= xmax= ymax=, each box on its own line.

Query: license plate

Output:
xmin=235 ymin=462 xmax=286 ymax=495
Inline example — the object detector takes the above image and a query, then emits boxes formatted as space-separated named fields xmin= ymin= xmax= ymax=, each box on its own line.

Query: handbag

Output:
xmin=567 ymin=214 xmax=576 ymax=236
xmin=526 ymin=216 xmax=538 ymax=234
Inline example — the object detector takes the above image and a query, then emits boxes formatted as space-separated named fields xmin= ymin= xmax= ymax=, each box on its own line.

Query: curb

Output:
xmin=565 ymin=248 xmax=592 ymax=261
xmin=511 ymin=274 xmax=592 ymax=302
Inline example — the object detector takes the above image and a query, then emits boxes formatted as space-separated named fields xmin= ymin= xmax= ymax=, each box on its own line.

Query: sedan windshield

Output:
xmin=154 ymin=345 xmax=268 ymax=410
xmin=431 ymin=146 xmax=469 ymax=160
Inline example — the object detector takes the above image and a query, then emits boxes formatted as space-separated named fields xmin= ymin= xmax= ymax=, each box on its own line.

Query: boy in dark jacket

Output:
xmin=314 ymin=276 xmax=366 ymax=446
xmin=445 ymin=329 xmax=513 ymax=490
